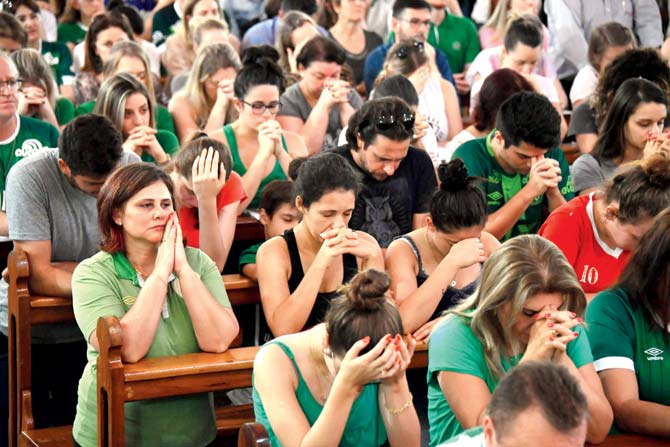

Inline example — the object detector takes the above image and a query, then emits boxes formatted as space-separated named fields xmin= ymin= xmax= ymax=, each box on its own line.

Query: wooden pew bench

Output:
xmin=7 ymin=247 xmax=260 ymax=447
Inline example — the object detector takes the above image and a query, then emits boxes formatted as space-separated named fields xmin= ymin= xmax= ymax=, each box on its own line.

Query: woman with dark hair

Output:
xmin=168 ymin=135 xmax=246 ymax=271
xmin=212 ymin=45 xmax=307 ymax=210
xmin=541 ymin=155 xmax=670 ymax=299
xmin=444 ymin=68 xmax=533 ymax=159
xmin=71 ymin=163 xmax=239 ymax=446
xmin=73 ymin=13 xmax=133 ymax=105
xmin=571 ymin=78 xmax=668 ymax=195
xmin=427 ymin=235 xmax=613 ymax=446
xmin=256 ymin=152 xmax=384 ymax=337
xmin=277 ymin=35 xmax=362 ymax=154
xmin=568 ymin=48 xmax=670 ymax=154
xmin=569 ymin=22 xmax=636 ymax=108
xmin=586 ymin=208 xmax=670 ymax=437
xmin=253 ymin=268 xmax=420 ymax=447
xmin=325 ymin=0 xmax=382 ymax=94
xmin=386 ymin=159 xmax=499 ymax=340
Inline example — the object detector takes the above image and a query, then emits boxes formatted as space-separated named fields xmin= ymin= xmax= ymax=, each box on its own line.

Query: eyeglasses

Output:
xmin=394 ymin=40 xmax=424 ymax=59
xmin=0 ymin=79 xmax=22 ymax=92
xmin=398 ymin=18 xmax=431 ymax=28
xmin=241 ymin=100 xmax=282 ymax=115
xmin=363 ymin=112 xmax=415 ymax=133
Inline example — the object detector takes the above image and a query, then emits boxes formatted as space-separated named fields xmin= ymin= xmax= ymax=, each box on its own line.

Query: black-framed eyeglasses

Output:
xmin=394 ymin=40 xmax=424 ymax=59
xmin=0 ymin=79 xmax=22 ymax=92
xmin=241 ymin=100 xmax=282 ymax=115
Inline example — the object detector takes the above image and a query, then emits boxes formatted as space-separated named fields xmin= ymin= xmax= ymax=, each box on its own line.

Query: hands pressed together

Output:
xmin=154 ymin=212 xmax=191 ymax=281
xmin=522 ymin=308 xmax=583 ymax=363
xmin=123 ymin=126 xmax=168 ymax=163
xmin=527 ymin=155 xmax=562 ymax=196
xmin=318 ymin=79 xmax=352 ymax=109
xmin=315 ymin=227 xmax=379 ymax=265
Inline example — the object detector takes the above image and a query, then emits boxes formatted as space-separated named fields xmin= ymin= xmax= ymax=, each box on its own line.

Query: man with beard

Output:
xmin=333 ymin=97 xmax=436 ymax=248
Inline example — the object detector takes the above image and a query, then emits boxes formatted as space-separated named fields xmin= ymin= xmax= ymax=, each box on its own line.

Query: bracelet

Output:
xmin=385 ymin=394 xmax=413 ymax=415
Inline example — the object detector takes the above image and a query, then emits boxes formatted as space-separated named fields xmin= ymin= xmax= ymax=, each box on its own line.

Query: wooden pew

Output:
xmin=7 ymin=249 xmax=74 ymax=447
xmin=587 ymin=434 xmax=670 ymax=447
xmin=237 ymin=423 xmax=270 ymax=447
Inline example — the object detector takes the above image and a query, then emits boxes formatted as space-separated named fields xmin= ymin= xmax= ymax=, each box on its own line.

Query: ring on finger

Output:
xmin=551 ymin=329 xmax=558 ymax=338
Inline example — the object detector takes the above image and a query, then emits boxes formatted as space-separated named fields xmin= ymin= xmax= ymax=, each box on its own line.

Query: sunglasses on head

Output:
xmin=364 ymin=112 xmax=415 ymax=133
xmin=394 ymin=40 xmax=424 ymax=59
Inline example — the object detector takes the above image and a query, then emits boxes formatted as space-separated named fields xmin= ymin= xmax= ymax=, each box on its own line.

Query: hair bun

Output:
xmin=345 ymin=269 xmax=390 ymax=311
xmin=438 ymin=158 xmax=470 ymax=192
xmin=241 ymin=45 xmax=280 ymax=66
xmin=288 ymin=156 xmax=308 ymax=181
xmin=644 ymin=153 xmax=670 ymax=188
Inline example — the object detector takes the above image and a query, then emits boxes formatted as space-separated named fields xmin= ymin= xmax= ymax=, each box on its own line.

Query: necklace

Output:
xmin=308 ymin=328 xmax=335 ymax=405
xmin=424 ymin=229 xmax=457 ymax=288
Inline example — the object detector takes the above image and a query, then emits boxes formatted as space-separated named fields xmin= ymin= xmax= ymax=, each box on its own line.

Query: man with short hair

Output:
xmin=452 ymin=91 xmax=574 ymax=241
xmin=0 ymin=53 xmax=59 ymax=236
xmin=363 ymin=0 xmax=455 ymax=94
xmin=334 ymin=97 xmax=437 ymax=248
xmin=0 ymin=114 xmax=140 ymax=431
xmin=440 ymin=361 xmax=589 ymax=447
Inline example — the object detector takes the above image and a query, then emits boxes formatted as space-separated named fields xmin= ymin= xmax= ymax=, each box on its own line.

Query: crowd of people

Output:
xmin=0 ymin=0 xmax=670 ymax=445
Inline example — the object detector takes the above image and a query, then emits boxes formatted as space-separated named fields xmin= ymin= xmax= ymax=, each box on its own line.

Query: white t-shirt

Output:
xmin=465 ymin=46 xmax=557 ymax=88
xmin=569 ymin=64 xmax=598 ymax=105
xmin=470 ymin=71 xmax=559 ymax=115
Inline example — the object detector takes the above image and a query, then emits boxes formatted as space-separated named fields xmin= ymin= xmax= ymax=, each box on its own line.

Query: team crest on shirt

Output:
xmin=43 ymin=52 xmax=59 ymax=66
xmin=14 ymin=139 xmax=46 ymax=158
xmin=644 ymin=347 xmax=664 ymax=361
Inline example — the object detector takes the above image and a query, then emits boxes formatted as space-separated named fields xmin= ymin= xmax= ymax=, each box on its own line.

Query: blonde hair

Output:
xmin=102 ymin=40 xmax=155 ymax=102
xmin=10 ymin=48 xmax=57 ymax=109
xmin=482 ymin=0 xmax=532 ymax=45
xmin=179 ymin=42 xmax=241 ymax=127
xmin=445 ymin=235 xmax=586 ymax=379
xmin=94 ymin=72 xmax=156 ymax=136
xmin=375 ymin=39 xmax=437 ymax=88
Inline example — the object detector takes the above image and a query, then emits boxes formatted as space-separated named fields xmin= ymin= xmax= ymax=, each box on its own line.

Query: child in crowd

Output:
xmin=239 ymin=180 xmax=301 ymax=281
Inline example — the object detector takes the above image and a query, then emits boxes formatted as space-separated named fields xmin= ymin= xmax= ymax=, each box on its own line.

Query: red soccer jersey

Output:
xmin=179 ymin=171 xmax=247 ymax=248
xmin=539 ymin=193 xmax=630 ymax=294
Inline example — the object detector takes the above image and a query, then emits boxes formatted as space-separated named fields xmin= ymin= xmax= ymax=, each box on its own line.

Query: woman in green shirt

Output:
xmin=71 ymin=163 xmax=239 ymax=447
xmin=427 ymin=235 xmax=613 ymax=446
xmin=253 ymin=269 xmax=420 ymax=447
xmin=94 ymin=73 xmax=178 ymax=163
xmin=57 ymin=0 xmax=105 ymax=51
xmin=213 ymin=45 xmax=307 ymax=211
xmin=586 ymin=208 xmax=670 ymax=436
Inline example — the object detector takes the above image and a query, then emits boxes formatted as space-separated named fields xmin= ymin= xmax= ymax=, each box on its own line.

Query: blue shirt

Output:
xmin=241 ymin=17 xmax=327 ymax=51
xmin=363 ymin=41 xmax=455 ymax=95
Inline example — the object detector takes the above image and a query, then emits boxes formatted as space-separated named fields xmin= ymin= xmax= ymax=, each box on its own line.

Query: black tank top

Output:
xmin=284 ymin=228 xmax=359 ymax=329
xmin=400 ymin=235 xmax=479 ymax=320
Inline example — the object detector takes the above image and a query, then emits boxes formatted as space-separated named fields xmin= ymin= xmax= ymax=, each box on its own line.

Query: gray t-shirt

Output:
xmin=567 ymin=102 xmax=597 ymax=138
xmin=0 ymin=148 xmax=140 ymax=339
xmin=278 ymin=82 xmax=363 ymax=152
xmin=570 ymin=153 xmax=618 ymax=193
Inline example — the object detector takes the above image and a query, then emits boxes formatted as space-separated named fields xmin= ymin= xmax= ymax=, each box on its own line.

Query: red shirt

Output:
xmin=539 ymin=193 xmax=630 ymax=294
xmin=179 ymin=171 xmax=247 ymax=248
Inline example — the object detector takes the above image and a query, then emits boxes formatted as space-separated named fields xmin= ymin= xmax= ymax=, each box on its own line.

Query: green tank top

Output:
xmin=252 ymin=341 xmax=388 ymax=447
xmin=223 ymin=124 xmax=288 ymax=209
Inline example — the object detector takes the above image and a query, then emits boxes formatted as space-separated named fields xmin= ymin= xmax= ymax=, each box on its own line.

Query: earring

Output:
xmin=322 ymin=345 xmax=334 ymax=359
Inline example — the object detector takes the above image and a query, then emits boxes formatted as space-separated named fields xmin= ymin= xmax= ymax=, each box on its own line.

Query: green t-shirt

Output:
xmin=238 ymin=242 xmax=261 ymax=272
xmin=71 ymin=248 xmax=232 ymax=447
xmin=41 ymin=40 xmax=74 ymax=86
xmin=140 ymin=129 xmax=179 ymax=163
xmin=55 ymin=97 xmax=75 ymax=126
xmin=75 ymin=101 xmax=176 ymax=135
xmin=151 ymin=3 xmax=180 ymax=46
xmin=452 ymin=133 xmax=574 ymax=241
xmin=427 ymin=314 xmax=593 ymax=446
xmin=252 ymin=340 xmax=388 ymax=447
xmin=586 ymin=288 xmax=670 ymax=415
xmin=0 ymin=115 xmax=59 ymax=208
xmin=426 ymin=13 xmax=480 ymax=75
xmin=57 ymin=21 xmax=87 ymax=46
xmin=439 ymin=427 xmax=484 ymax=447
